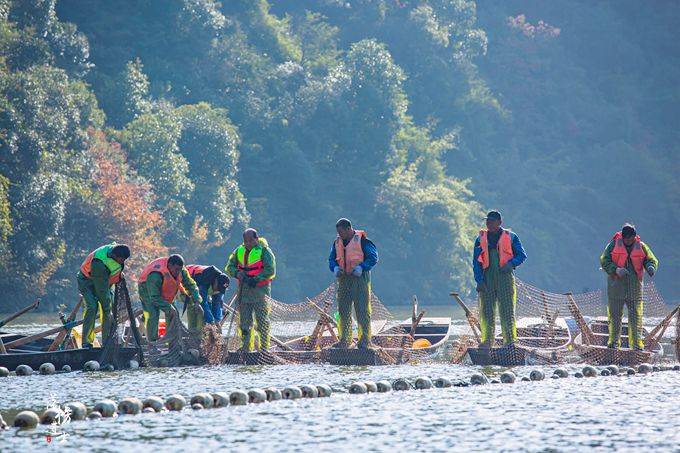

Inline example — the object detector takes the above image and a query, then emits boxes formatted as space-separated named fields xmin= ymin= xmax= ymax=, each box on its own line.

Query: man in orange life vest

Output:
xmin=600 ymin=224 xmax=658 ymax=350
xmin=329 ymin=218 xmax=379 ymax=349
xmin=138 ymin=254 xmax=202 ymax=342
xmin=182 ymin=265 xmax=230 ymax=330
xmin=77 ymin=243 xmax=131 ymax=348
xmin=225 ymin=228 xmax=276 ymax=351
xmin=472 ymin=211 xmax=527 ymax=348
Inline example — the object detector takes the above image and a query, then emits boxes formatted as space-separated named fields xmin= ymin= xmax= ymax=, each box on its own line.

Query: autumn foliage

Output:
xmin=86 ymin=128 xmax=167 ymax=280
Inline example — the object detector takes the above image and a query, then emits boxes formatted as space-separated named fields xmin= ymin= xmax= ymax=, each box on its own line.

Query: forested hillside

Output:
xmin=0 ymin=0 xmax=677 ymax=311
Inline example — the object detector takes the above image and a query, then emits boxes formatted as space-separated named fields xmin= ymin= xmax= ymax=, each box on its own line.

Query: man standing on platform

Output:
xmin=600 ymin=223 xmax=658 ymax=350
xmin=472 ymin=211 xmax=527 ymax=348
xmin=329 ymin=218 xmax=379 ymax=349
xmin=77 ymin=243 xmax=131 ymax=348
xmin=226 ymin=228 xmax=276 ymax=351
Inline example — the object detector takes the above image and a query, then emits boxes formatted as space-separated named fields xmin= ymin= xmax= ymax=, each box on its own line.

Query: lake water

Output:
xmin=1 ymin=315 xmax=679 ymax=451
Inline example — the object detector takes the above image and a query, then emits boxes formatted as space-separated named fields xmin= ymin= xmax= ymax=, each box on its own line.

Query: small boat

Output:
xmin=573 ymin=318 xmax=663 ymax=366
xmin=0 ymin=332 xmax=138 ymax=371
xmin=466 ymin=318 xmax=572 ymax=366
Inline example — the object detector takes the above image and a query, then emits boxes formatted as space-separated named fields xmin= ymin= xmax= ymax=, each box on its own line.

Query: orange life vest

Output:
xmin=185 ymin=264 xmax=208 ymax=277
xmin=138 ymin=257 xmax=183 ymax=302
xmin=80 ymin=244 xmax=122 ymax=286
xmin=477 ymin=229 xmax=514 ymax=270
xmin=610 ymin=232 xmax=647 ymax=281
xmin=334 ymin=230 xmax=366 ymax=273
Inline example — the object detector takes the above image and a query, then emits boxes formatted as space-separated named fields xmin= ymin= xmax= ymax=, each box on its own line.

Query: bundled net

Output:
xmin=451 ymin=278 xmax=679 ymax=367
xmin=200 ymin=282 xmax=433 ymax=366
xmin=99 ymin=278 xmax=145 ymax=369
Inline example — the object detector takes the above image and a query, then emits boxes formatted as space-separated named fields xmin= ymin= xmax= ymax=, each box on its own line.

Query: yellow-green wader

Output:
xmin=184 ymin=294 xmax=204 ymax=331
xmin=237 ymin=284 xmax=271 ymax=351
xmin=336 ymin=272 xmax=372 ymax=344
xmin=139 ymin=283 xmax=175 ymax=342
xmin=479 ymin=248 xmax=517 ymax=345
xmin=77 ymin=273 xmax=113 ymax=345
xmin=606 ymin=260 xmax=644 ymax=349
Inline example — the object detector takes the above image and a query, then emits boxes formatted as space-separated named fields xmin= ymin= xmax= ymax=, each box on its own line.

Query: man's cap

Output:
xmin=484 ymin=210 xmax=502 ymax=221
xmin=621 ymin=224 xmax=637 ymax=238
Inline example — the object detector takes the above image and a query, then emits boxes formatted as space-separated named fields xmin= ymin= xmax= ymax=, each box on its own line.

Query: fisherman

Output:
xmin=138 ymin=254 xmax=202 ymax=342
xmin=182 ymin=265 xmax=230 ymax=330
xmin=600 ymin=224 xmax=658 ymax=350
xmin=472 ymin=211 xmax=527 ymax=348
xmin=328 ymin=218 xmax=379 ymax=349
xmin=77 ymin=243 xmax=131 ymax=348
xmin=226 ymin=228 xmax=276 ymax=351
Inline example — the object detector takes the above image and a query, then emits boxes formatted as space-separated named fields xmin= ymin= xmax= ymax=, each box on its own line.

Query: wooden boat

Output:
xmin=466 ymin=318 xmax=572 ymax=366
xmin=573 ymin=318 xmax=663 ymax=366
xmin=0 ymin=332 xmax=138 ymax=371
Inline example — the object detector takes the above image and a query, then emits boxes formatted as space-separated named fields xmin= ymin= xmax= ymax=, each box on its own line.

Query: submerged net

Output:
xmin=450 ymin=278 xmax=679 ymax=367
xmin=201 ymin=282 xmax=432 ymax=366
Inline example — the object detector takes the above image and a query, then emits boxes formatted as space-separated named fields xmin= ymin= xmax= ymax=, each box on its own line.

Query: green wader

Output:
xmin=238 ymin=284 xmax=271 ymax=351
xmin=77 ymin=273 xmax=113 ymax=346
xmin=479 ymin=248 xmax=517 ymax=345
xmin=336 ymin=272 xmax=372 ymax=344
xmin=139 ymin=282 xmax=175 ymax=342
xmin=606 ymin=259 xmax=644 ymax=349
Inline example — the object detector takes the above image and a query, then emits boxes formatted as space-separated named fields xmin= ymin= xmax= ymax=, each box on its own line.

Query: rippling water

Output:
xmin=1 ymin=315 xmax=679 ymax=451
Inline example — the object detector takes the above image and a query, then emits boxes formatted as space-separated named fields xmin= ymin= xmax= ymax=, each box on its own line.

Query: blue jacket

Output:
xmin=328 ymin=236 xmax=378 ymax=272
xmin=472 ymin=229 xmax=527 ymax=284
xmin=197 ymin=285 xmax=225 ymax=324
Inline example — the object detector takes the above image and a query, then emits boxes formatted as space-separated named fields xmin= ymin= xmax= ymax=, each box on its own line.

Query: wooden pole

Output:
xmin=0 ymin=337 xmax=6 ymax=354
xmin=450 ymin=292 xmax=482 ymax=342
xmin=643 ymin=304 xmax=680 ymax=352
xmin=47 ymin=297 xmax=82 ymax=351
xmin=0 ymin=299 xmax=40 ymax=329
xmin=564 ymin=292 xmax=593 ymax=345
xmin=4 ymin=319 xmax=84 ymax=350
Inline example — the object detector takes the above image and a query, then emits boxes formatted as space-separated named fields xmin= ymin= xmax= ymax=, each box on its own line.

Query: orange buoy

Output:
xmin=158 ymin=320 xmax=166 ymax=337
xmin=412 ymin=338 xmax=431 ymax=349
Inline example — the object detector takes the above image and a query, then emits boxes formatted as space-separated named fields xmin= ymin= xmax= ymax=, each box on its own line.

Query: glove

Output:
xmin=476 ymin=282 xmax=487 ymax=293
xmin=236 ymin=271 xmax=246 ymax=281
xmin=500 ymin=262 xmax=514 ymax=273
xmin=333 ymin=266 xmax=343 ymax=278
xmin=351 ymin=266 xmax=363 ymax=277
xmin=646 ymin=265 xmax=655 ymax=277
xmin=245 ymin=276 xmax=258 ymax=288
xmin=615 ymin=267 xmax=629 ymax=277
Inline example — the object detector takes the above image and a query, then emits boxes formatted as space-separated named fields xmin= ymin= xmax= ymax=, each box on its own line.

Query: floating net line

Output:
xmin=450 ymin=278 xmax=679 ymax=367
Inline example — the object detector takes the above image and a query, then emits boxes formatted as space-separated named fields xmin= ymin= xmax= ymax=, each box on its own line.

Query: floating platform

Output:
xmin=0 ymin=346 xmax=138 ymax=371
xmin=328 ymin=348 xmax=381 ymax=366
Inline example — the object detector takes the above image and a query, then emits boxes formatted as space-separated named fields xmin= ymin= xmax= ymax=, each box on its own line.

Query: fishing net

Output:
xmin=200 ymin=282 xmax=433 ymax=366
xmin=451 ymin=278 xmax=679 ymax=367
xmin=99 ymin=278 xmax=145 ymax=369
xmin=143 ymin=309 xmax=203 ymax=367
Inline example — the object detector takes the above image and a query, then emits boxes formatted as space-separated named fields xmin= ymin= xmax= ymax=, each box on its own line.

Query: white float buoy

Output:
xmin=14 ymin=411 xmax=39 ymax=429
xmin=61 ymin=365 xmax=72 ymax=373
xmin=529 ymin=370 xmax=544 ymax=381
xmin=434 ymin=377 xmax=452 ymax=388
xmin=265 ymin=388 xmax=282 ymax=401
xmin=87 ymin=412 xmax=102 ymax=420
xmin=582 ymin=366 xmax=597 ymax=377
xmin=500 ymin=371 xmax=516 ymax=383
xmin=376 ymin=381 xmax=392 ymax=392
xmin=40 ymin=407 xmax=65 ymax=425
xmin=282 ymin=386 xmax=302 ymax=400
xmin=84 ymin=360 xmax=100 ymax=372
xmin=191 ymin=393 xmax=214 ymax=409
xmin=553 ymin=368 xmax=568 ymax=378
xmin=0 ymin=367 xmax=9 ymax=377
xmin=192 ymin=403 xmax=203 ymax=410
xmin=93 ymin=399 xmax=117 ymax=417
xmin=392 ymin=378 xmax=411 ymax=390
xmin=470 ymin=373 xmax=489 ymax=385
xmin=118 ymin=397 xmax=143 ymax=415
xmin=349 ymin=382 xmax=367 ymax=394
xmin=638 ymin=363 xmax=652 ymax=374
xmin=128 ymin=360 xmax=139 ymax=370
xmin=300 ymin=385 xmax=319 ymax=398
xmin=212 ymin=392 xmax=230 ymax=407
xmin=230 ymin=390 xmax=248 ymax=405
xmin=39 ymin=363 xmax=55 ymax=375
xmin=15 ymin=364 xmax=33 ymax=376
xmin=64 ymin=402 xmax=87 ymax=421
xmin=165 ymin=395 xmax=186 ymax=411
xmin=316 ymin=385 xmax=332 ymax=398
xmin=364 ymin=381 xmax=378 ymax=393
xmin=142 ymin=396 xmax=165 ymax=412
xmin=248 ymin=389 xmax=267 ymax=403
